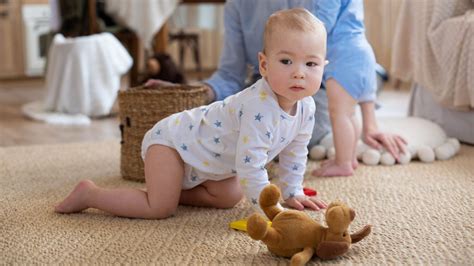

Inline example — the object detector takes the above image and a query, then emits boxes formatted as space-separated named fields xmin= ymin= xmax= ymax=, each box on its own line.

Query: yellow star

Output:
xmin=229 ymin=108 xmax=236 ymax=114
xmin=174 ymin=118 xmax=181 ymax=126
xmin=240 ymin=178 xmax=248 ymax=187
xmin=259 ymin=91 xmax=268 ymax=101
xmin=289 ymin=151 xmax=296 ymax=157
xmin=281 ymin=182 xmax=289 ymax=188
xmin=242 ymin=136 xmax=249 ymax=144
xmin=203 ymin=161 xmax=210 ymax=167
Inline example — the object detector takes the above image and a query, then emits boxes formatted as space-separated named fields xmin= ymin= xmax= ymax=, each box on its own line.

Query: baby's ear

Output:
xmin=258 ymin=52 xmax=268 ymax=77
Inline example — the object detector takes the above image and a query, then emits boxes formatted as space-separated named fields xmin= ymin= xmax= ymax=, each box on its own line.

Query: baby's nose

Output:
xmin=292 ymin=70 xmax=304 ymax=79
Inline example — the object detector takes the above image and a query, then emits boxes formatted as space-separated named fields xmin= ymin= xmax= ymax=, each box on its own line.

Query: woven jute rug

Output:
xmin=1 ymin=140 xmax=473 ymax=264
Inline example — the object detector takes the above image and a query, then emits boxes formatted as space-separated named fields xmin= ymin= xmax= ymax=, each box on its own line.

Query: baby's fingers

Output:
xmin=310 ymin=197 xmax=327 ymax=209
xmin=298 ymin=198 xmax=320 ymax=211
xmin=285 ymin=198 xmax=304 ymax=211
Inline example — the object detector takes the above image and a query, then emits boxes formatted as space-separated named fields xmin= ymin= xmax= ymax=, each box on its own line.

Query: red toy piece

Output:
xmin=303 ymin=187 xmax=317 ymax=196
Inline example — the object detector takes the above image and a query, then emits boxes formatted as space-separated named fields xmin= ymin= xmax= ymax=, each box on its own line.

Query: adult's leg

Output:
xmin=312 ymin=79 xmax=357 ymax=177
xmin=179 ymin=176 xmax=243 ymax=209
xmin=55 ymin=144 xmax=184 ymax=219
xmin=309 ymin=89 xmax=331 ymax=148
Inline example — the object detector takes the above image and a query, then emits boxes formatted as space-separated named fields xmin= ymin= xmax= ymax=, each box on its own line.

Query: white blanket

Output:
xmin=105 ymin=0 xmax=179 ymax=49
xmin=391 ymin=0 xmax=474 ymax=110
xmin=23 ymin=33 xmax=132 ymax=125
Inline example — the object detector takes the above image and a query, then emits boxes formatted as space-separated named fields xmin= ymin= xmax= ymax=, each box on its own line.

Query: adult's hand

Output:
xmin=363 ymin=129 xmax=407 ymax=161
xmin=144 ymin=79 xmax=178 ymax=87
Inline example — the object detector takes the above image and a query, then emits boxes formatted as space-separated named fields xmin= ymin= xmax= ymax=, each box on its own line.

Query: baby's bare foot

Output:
xmin=312 ymin=161 xmax=354 ymax=177
xmin=55 ymin=180 xmax=95 ymax=213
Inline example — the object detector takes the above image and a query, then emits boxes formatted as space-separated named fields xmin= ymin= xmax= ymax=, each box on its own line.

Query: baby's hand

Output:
xmin=285 ymin=195 xmax=327 ymax=211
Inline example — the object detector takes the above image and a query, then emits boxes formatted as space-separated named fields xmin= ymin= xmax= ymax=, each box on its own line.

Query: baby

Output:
xmin=55 ymin=8 xmax=328 ymax=218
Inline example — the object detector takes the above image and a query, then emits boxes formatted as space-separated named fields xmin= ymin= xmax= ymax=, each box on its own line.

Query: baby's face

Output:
xmin=259 ymin=28 xmax=326 ymax=113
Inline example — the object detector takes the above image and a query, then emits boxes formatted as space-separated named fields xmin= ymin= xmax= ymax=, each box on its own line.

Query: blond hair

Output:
xmin=263 ymin=8 xmax=326 ymax=53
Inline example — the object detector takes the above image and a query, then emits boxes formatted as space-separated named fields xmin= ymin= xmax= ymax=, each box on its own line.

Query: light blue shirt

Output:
xmin=205 ymin=0 xmax=376 ymax=102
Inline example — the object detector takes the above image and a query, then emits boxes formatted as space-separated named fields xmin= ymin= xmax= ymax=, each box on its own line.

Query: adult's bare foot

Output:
xmin=312 ymin=160 xmax=354 ymax=177
xmin=321 ymin=159 xmax=359 ymax=170
xmin=55 ymin=180 xmax=95 ymax=213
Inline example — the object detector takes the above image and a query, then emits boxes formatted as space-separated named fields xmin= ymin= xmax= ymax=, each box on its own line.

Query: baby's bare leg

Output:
xmin=179 ymin=176 xmax=243 ymax=209
xmin=313 ymin=79 xmax=357 ymax=177
xmin=55 ymin=144 xmax=184 ymax=219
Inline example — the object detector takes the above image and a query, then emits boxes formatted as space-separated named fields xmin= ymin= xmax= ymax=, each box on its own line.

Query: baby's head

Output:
xmin=259 ymin=8 xmax=327 ymax=113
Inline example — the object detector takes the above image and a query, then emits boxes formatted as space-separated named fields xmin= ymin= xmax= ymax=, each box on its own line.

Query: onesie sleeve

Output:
xmin=235 ymin=99 xmax=276 ymax=212
xmin=277 ymin=99 xmax=315 ymax=200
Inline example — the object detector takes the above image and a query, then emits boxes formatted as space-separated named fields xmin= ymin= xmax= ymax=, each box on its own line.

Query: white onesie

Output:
xmin=141 ymin=78 xmax=315 ymax=212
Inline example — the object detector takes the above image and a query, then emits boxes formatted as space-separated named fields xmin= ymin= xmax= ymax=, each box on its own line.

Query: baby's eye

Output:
xmin=306 ymin=62 xmax=318 ymax=67
xmin=280 ymin=59 xmax=292 ymax=65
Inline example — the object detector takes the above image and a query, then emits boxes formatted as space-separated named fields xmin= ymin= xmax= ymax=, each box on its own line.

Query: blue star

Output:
xmin=280 ymin=114 xmax=286 ymax=120
xmin=265 ymin=131 xmax=271 ymax=139
xmin=214 ymin=120 xmax=222 ymax=128
xmin=201 ymin=108 xmax=207 ymax=112
xmin=280 ymin=137 xmax=286 ymax=143
xmin=254 ymin=113 xmax=263 ymax=122
xmin=292 ymin=165 xmax=298 ymax=171
xmin=213 ymin=137 xmax=220 ymax=144
xmin=289 ymin=192 xmax=295 ymax=198
xmin=239 ymin=110 xmax=243 ymax=118
xmin=191 ymin=175 xmax=198 ymax=181
xmin=252 ymin=198 xmax=258 ymax=205
xmin=309 ymin=115 xmax=314 ymax=121
xmin=260 ymin=165 xmax=265 ymax=171
xmin=180 ymin=144 xmax=188 ymax=151
xmin=251 ymin=85 xmax=256 ymax=90
xmin=155 ymin=129 xmax=161 ymax=135
xmin=244 ymin=156 xmax=251 ymax=163
xmin=214 ymin=153 xmax=221 ymax=158
xmin=231 ymin=169 xmax=237 ymax=174
xmin=189 ymin=124 xmax=194 ymax=130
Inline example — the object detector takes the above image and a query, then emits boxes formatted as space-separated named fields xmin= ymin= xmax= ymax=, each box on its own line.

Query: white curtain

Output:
xmin=167 ymin=4 xmax=224 ymax=70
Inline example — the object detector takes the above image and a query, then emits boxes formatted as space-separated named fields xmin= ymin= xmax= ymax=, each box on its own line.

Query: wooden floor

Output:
xmin=0 ymin=76 xmax=410 ymax=147
xmin=0 ymin=78 xmax=120 ymax=147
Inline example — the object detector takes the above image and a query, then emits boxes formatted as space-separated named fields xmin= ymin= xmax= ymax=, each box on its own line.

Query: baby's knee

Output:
xmin=146 ymin=205 xmax=177 ymax=219
xmin=215 ymin=184 xmax=243 ymax=209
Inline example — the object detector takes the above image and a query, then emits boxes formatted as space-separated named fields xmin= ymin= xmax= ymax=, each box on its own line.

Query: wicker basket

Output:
xmin=118 ymin=85 xmax=208 ymax=182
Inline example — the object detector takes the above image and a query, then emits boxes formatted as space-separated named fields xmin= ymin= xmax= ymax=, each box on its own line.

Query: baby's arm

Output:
xmin=278 ymin=100 xmax=327 ymax=211
xmin=234 ymin=101 xmax=281 ymax=213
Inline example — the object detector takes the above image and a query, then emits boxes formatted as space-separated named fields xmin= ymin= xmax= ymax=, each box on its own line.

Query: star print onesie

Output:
xmin=141 ymin=78 xmax=315 ymax=212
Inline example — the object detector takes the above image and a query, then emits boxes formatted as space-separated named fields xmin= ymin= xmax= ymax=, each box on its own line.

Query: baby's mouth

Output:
xmin=290 ymin=86 xmax=305 ymax=91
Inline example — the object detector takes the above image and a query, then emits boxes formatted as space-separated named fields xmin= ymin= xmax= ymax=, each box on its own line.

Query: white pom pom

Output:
xmin=380 ymin=152 xmax=396 ymax=165
xmin=408 ymin=145 xmax=418 ymax=159
xmin=362 ymin=149 xmax=381 ymax=165
xmin=356 ymin=141 xmax=368 ymax=160
xmin=417 ymin=145 xmax=435 ymax=163
xmin=319 ymin=134 xmax=333 ymax=150
xmin=447 ymin=138 xmax=460 ymax=153
xmin=327 ymin=147 xmax=336 ymax=160
xmin=398 ymin=151 xmax=412 ymax=165
xmin=435 ymin=142 xmax=455 ymax=160
xmin=309 ymin=145 xmax=326 ymax=161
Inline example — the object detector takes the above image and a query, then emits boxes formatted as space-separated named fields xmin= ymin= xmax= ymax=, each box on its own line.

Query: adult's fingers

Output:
xmin=365 ymin=135 xmax=382 ymax=150
xmin=395 ymin=136 xmax=408 ymax=154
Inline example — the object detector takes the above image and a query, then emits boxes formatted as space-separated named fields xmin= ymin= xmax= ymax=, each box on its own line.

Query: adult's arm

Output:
xmin=360 ymin=101 xmax=407 ymax=161
xmin=203 ymin=0 xmax=248 ymax=102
